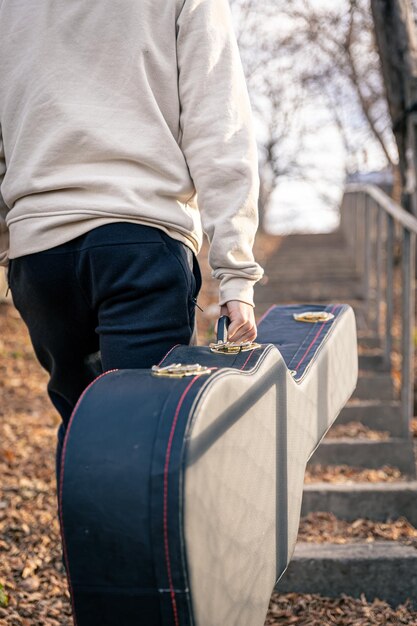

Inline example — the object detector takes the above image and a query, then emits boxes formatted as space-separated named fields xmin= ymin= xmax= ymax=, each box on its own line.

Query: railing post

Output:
xmin=363 ymin=193 xmax=371 ymax=325
xmin=352 ymin=192 xmax=358 ymax=267
xmin=340 ymin=192 xmax=346 ymax=238
xmin=346 ymin=192 xmax=353 ymax=251
xmin=350 ymin=193 xmax=356 ymax=253
xmin=357 ymin=192 xmax=365 ymax=275
xmin=369 ymin=198 xmax=378 ymax=331
xmin=401 ymin=228 xmax=416 ymax=437
xmin=340 ymin=192 xmax=351 ymax=248
xmin=384 ymin=213 xmax=394 ymax=369
xmin=375 ymin=205 xmax=383 ymax=339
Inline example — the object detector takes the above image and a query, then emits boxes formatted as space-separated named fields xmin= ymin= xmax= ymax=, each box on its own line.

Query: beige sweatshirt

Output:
xmin=0 ymin=0 xmax=264 ymax=307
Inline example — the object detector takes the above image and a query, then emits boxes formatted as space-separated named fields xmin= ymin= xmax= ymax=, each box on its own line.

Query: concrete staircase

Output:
xmin=254 ymin=228 xmax=417 ymax=608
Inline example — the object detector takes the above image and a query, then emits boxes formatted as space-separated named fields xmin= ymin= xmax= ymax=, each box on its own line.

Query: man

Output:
xmin=0 ymin=0 xmax=264 ymax=483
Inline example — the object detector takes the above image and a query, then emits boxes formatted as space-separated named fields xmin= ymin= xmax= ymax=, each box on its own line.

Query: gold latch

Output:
xmin=293 ymin=311 xmax=335 ymax=323
xmin=209 ymin=340 xmax=262 ymax=354
xmin=151 ymin=363 xmax=212 ymax=378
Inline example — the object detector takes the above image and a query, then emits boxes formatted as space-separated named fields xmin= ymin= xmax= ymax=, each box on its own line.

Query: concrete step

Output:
xmin=254 ymin=299 xmax=366 ymax=312
xmin=336 ymin=400 xmax=403 ymax=437
xmin=255 ymin=283 xmax=366 ymax=303
xmin=254 ymin=305 xmax=369 ymax=339
xmin=265 ymin=254 xmax=354 ymax=263
xmin=264 ymin=252 xmax=354 ymax=262
xmin=301 ymin=481 xmax=417 ymax=525
xmin=358 ymin=352 xmax=387 ymax=371
xmin=276 ymin=541 xmax=417 ymax=608
xmin=266 ymin=244 xmax=351 ymax=253
xmin=266 ymin=268 xmax=359 ymax=279
xmin=271 ymin=230 xmax=346 ymax=246
xmin=354 ymin=371 xmax=395 ymax=400
xmin=308 ymin=437 xmax=416 ymax=476
xmin=356 ymin=332 xmax=382 ymax=349
xmin=267 ymin=247 xmax=352 ymax=254
xmin=267 ymin=253 xmax=354 ymax=265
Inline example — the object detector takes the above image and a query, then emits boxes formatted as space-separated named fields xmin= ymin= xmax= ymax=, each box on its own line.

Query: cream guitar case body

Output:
xmin=59 ymin=303 xmax=358 ymax=626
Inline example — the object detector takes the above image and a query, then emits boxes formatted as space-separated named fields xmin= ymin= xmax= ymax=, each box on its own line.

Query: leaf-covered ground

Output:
xmin=0 ymin=303 xmax=73 ymax=625
xmin=305 ymin=463 xmax=406 ymax=483
xmin=1 ymin=231 xmax=417 ymax=624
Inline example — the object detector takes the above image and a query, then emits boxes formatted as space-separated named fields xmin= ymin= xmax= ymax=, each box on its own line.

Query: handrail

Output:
xmin=341 ymin=183 xmax=416 ymax=440
xmin=345 ymin=183 xmax=417 ymax=234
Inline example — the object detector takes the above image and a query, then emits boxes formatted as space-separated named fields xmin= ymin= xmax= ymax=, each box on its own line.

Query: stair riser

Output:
xmin=308 ymin=440 xmax=416 ymax=476
xmin=356 ymin=335 xmax=381 ymax=349
xmin=255 ymin=288 xmax=366 ymax=303
xmin=354 ymin=376 xmax=395 ymax=400
xmin=358 ymin=355 xmax=387 ymax=371
xmin=276 ymin=542 xmax=417 ymax=608
xmin=336 ymin=403 xmax=403 ymax=436
xmin=301 ymin=485 xmax=417 ymax=525
xmin=265 ymin=272 xmax=360 ymax=281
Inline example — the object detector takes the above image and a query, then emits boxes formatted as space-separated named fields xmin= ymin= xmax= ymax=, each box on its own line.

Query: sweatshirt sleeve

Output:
xmin=0 ymin=127 xmax=9 ymax=268
xmin=176 ymin=0 xmax=264 ymax=307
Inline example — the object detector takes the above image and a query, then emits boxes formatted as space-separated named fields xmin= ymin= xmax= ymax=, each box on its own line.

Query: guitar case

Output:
xmin=58 ymin=302 xmax=358 ymax=626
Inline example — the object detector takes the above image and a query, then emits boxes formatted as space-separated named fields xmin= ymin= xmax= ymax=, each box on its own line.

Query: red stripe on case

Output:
xmin=163 ymin=366 xmax=218 ymax=625
xmin=240 ymin=349 xmax=256 ymax=370
xmin=158 ymin=344 xmax=181 ymax=366
xmin=294 ymin=305 xmax=339 ymax=371
xmin=256 ymin=304 xmax=276 ymax=326
xmin=163 ymin=375 xmax=200 ymax=626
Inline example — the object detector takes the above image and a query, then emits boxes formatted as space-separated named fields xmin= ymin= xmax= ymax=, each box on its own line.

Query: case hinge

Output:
xmin=209 ymin=340 xmax=262 ymax=354
xmin=293 ymin=311 xmax=335 ymax=323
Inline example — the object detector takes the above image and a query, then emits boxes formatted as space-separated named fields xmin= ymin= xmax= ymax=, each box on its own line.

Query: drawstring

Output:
xmin=192 ymin=296 xmax=204 ymax=312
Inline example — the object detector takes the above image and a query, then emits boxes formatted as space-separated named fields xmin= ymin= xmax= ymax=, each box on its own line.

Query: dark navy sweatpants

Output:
xmin=7 ymin=222 xmax=202 ymax=488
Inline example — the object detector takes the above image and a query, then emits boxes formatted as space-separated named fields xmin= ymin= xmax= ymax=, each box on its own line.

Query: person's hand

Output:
xmin=218 ymin=300 xmax=257 ymax=343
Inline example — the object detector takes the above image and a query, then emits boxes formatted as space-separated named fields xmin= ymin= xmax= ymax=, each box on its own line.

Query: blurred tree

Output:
xmin=229 ymin=0 xmax=401 ymax=227
xmin=230 ymin=0 xmax=313 ymax=231
xmin=371 ymin=0 xmax=417 ymax=210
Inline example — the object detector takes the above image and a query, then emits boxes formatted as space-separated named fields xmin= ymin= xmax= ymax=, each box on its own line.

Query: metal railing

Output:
xmin=341 ymin=183 xmax=416 ymax=438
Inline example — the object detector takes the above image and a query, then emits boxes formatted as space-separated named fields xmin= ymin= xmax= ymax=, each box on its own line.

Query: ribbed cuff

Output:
xmin=218 ymin=276 xmax=256 ymax=308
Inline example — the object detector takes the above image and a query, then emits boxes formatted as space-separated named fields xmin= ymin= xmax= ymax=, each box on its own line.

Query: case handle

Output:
xmin=216 ymin=315 xmax=230 ymax=344
xmin=210 ymin=314 xmax=261 ymax=354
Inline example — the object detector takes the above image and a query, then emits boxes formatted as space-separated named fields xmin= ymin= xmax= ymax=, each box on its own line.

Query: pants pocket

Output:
xmin=191 ymin=252 xmax=202 ymax=299
xmin=159 ymin=233 xmax=194 ymax=294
